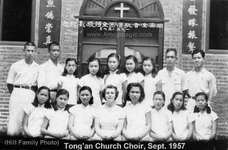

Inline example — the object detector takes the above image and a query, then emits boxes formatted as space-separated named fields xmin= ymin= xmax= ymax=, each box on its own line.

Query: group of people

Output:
xmin=6 ymin=41 xmax=218 ymax=141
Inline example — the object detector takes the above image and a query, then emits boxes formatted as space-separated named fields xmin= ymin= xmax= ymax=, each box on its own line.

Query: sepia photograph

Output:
xmin=0 ymin=0 xmax=227 ymax=150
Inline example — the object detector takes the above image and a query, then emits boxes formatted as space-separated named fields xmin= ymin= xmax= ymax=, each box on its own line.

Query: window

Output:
xmin=209 ymin=0 xmax=228 ymax=50
xmin=0 ymin=0 xmax=33 ymax=42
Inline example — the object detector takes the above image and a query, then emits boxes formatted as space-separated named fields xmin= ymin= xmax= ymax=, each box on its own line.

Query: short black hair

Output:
xmin=194 ymin=92 xmax=211 ymax=114
xmin=141 ymin=57 xmax=157 ymax=77
xmin=62 ymin=58 xmax=78 ymax=78
xmin=24 ymin=42 xmax=36 ymax=50
xmin=165 ymin=48 xmax=177 ymax=57
xmin=153 ymin=91 xmax=166 ymax=101
xmin=191 ymin=49 xmax=205 ymax=58
xmin=123 ymin=82 xmax=145 ymax=106
xmin=48 ymin=41 xmax=60 ymax=52
xmin=53 ymin=89 xmax=69 ymax=111
xmin=123 ymin=55 xmax=139 ymax=74
xmin=167 ymin=91 xmax=186 ymax=113
xmin=195 ymin=92 xmax=208 ymax=102
xmin=107 ymin=53 xmax=120 ymax=66
xmin=32 ymin=86 xmax=51 ymax=109
xmin=56 ymin=89 xmax=69 ymax=99
xmin=77 ymin=86 xmax=94 ymax=105
xmin=104 ymin=53 xmax=122 ymax=75
xmin=102 ymin=85 xmax=119 ymax=101
xmin=87 ymin=55 xmax=103 ymax=78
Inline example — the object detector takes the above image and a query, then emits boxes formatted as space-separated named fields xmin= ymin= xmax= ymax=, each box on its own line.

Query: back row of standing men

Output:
xmin=6 ymin=41 xmax=217 ymax=136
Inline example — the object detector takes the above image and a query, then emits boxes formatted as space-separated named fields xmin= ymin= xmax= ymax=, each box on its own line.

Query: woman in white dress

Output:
xmin=193 ymin=92 xmax=218 ymax=141
xmin=41 ymin=89 xmax=70 ymax=139
xmin=58 ymin=58 xmax=80 ymax=106
xmin=122 ymin=83 xmax=151 ymax=141
xmin=103 ymin=53 xmax=126 ymax=106
xmin=68 ymin=86 xmax=95 ymax=140
xmin=94 ymin=85 xmax=124 ymax=141
xmin=79 ymin=56 xmax=103 ymax=107
xmin=149 ymin=91 xmax=172 ymax=141
xmin=167 ymin=92 xmax=194 ymax=141
xmin=141 ymin=57 xmax=157 ymax=106
xmin=22 ymin=86 xmax=52 ymax=137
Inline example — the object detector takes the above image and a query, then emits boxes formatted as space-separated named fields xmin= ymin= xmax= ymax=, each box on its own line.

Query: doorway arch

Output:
xmin=77 ymin=0 xmax=166 ymax=76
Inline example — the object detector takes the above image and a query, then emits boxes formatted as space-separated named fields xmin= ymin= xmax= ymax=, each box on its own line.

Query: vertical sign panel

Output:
xmin=38 ymin=0 xmax=61 ymax=48
xmin=182 ymin=0 xmax=202 ymax=54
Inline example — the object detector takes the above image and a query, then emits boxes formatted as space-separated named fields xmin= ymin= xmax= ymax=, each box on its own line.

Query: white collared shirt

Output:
xmin=37 ymin=59 xmax=64 ymax=89
xmin=69 ymin=105 xmax=94 ymax=136
xmin=171 ymin=110 xmax=194 ymax=139
xmin=124 ymin=103 xmax=150 ymax=137
xmin=24 ymin=103 xmax=51 ymax=137
xmin=194 ymin=111 xmax=218 ymax=140
xmin=156 ymin=67 xmax=186 ymax=106
xmin=95 ymin=105 xmax=124 ymax=131
xmin=185 ymin=68 xmax=217 ymax=98
xmin=7 ymin=59 xmax=39 ymax=86
xmin=45 ymin=109 xmax=69 ymax=135
xmin=150 ymin=107 xmax=172 ymax=137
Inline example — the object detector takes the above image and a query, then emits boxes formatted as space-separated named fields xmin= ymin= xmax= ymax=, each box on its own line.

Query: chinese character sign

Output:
xmin=182 ymin=0 xmax=202 ymax=53
xmin=79 ymin=21 xmax=163 ymax=31
xmin=38 ymin=0 xmax=61 ymax=48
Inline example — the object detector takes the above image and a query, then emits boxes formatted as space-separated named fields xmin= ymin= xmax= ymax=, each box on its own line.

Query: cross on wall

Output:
xmin=114 ymin=3 xmax=130 ymax=18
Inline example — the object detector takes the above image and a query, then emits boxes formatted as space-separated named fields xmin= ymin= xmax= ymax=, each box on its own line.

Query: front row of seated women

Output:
xmin=22 ymin=83 xmax=218 ymax=141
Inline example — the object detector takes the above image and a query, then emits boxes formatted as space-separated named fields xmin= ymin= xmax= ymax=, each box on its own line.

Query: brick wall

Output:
xmin=0 ymin=46 xmax=23 ymax=130
xmin=0 ymin=0 xmax=82 ymax=131
xmin=60 ymin=0 xmax=83 ymax=58
xmin=0 ymin=46 xmax=77 ymax=132
xmin=181 ymin=54 xmax=228 ymax=136
xmin=160 ymin=0 xmax=183 ymax=64
xmin=153 ymin=0 xmax=228 ymax=137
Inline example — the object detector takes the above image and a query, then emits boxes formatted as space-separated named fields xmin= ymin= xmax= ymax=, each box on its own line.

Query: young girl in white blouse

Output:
xmin=149 ymin=91 xmax=172 ymax=141
xmin=80 ymin=56 xmax=103 ymax=107
xmin=167 ymin=92 xmax=194 ymax=141
xmin=41 ymin=89 xmax=70 ymax=139
xmin=193 ymin=92 xmax=218 ymax=141
xmin=103 ymin=53 xmax=125 ymax=106
xmin=59 ymin=58 xmax=80 ymax=106
xmin=22 ymin=86 xmax=52 ymax=137
xmin=141 ymin=57 xmax=157 ymax=106
xmin=68 ymin=86 xmax=95 ymax=140
xmin=94 ymin=85 xmax=124 ymax=141
xmin=122 ymin=83 xmax=151 ymax=141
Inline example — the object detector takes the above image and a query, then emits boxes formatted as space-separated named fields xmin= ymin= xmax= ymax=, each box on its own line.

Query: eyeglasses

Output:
xmin=166 ymin=56 xmax=176 ymax=59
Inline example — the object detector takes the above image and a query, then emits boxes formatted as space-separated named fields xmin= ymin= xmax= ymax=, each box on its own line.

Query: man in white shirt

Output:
xmin=6 ymin=42 xmax=39 ymax=136
xmin=156 ymin=48 xmax=186 ymax=106
xmin=184 ymin=50 xmax=217 ymax=103
xmin=37 ymin=42 xmax=64 ymax=104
